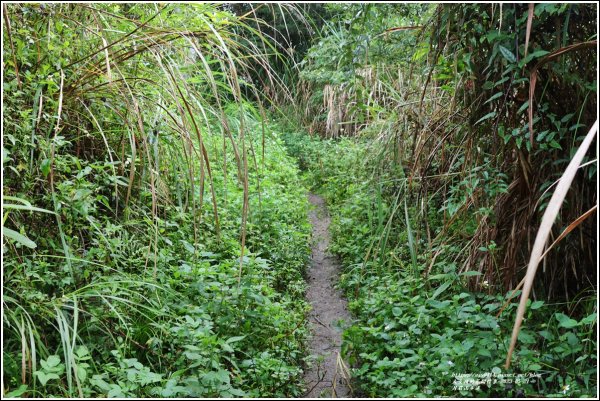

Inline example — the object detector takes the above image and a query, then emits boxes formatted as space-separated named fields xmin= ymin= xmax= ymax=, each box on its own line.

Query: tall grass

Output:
xmin=295 ymin=3 xmax=597 ymax=301
xmin=2 ymin=3 xmax=304 ymax=396
xmin=506 ymin=120 xmax=598 ymax=368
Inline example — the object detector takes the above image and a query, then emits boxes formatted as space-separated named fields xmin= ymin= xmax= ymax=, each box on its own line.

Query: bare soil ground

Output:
xmin=303 ymin=194 xmax=353 ymax=398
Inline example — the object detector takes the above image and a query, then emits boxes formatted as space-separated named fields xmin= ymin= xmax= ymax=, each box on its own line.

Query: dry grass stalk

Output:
xmin=505 ymin=120 xmax=598 ymax=368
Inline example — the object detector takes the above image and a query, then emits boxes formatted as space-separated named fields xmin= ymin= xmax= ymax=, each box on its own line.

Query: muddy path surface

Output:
xmin=303 ymin=194 xmax=353 ymax=398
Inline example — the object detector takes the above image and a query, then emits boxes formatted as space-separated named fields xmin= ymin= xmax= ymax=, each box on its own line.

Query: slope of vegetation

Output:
xmin=2 ymin=2 xmax=598 ymax=399
xmin=2 ymin=4 xmax=311 ymax=397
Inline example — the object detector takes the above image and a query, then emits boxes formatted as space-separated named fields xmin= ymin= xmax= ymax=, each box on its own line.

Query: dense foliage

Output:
xmin=283 ymin=130 xmax=596 ymax=397
xmin=296 ymin=3 xmax=597 ymax=298
xmin=2 ymin=2 xmax=597 ymax=399
xmin=283 ymin=2 xmax=597 ymax=398
xmin=3 ymin=4 xmax=310 ymax=397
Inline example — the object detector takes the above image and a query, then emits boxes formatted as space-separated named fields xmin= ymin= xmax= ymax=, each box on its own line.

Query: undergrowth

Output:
xmin=3 ymin=121 xmax=312 ymax=398
xmin=3 ymin=4 xmax=314 ymax=397
xmin=3 ymin=3 xmax=597 ymax=399
xmin=282 ymin=130 xmax=597 ymax=398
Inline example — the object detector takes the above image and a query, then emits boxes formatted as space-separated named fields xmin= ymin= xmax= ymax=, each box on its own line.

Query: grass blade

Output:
xmin=505 ymin=120 xmax=598 ymax=368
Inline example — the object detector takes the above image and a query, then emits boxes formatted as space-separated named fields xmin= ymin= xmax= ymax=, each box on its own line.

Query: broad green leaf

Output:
xmin=494 ymin=76 xmax=510 ymax=86
xmin=108 ymin=386 xmax=125 ymax=398
xmin=476 ymin=316 xmax=498 ymax=329
xmin=580 ymin=313 xmax=597 ymax=325
xmin=4 ymin=385 xmax=28 ymax=398
xmin=485 ymin=30 xmax=501 ymax=43
xmin=226 ymin=335 xmax=246 ymax=344
xmin=46 ymin=355 xmax=61 ymax=368
xmin=3 ymin=227 xmax=37 ymax=248
xmin=428 ymin=273 xmax=453 ymax=281
xmin=77 ymin=365 xmax=88 ymax=382
xmin=564 ymin=332 xmax=579 ymax=346
xmin=41 ymin=159 xmax=51 ymax=177
xmin=530 ymin=300 xmax=544 ymax=310
xmin=556 ymin=313 xmax=578 ymax=328
xmin=431 ymin=281 xmax=451 ymax=300
xmin=484 ymin=92 xmax=503 ymax=105
xmin=499 ymin=45 xmax=516 ymax=63
xmin=180 ymin=240 xmax=195 ymax=254
xmin=477 ymin=348 xmax=492 ymax=358
xmin=518 ymin=330 xmax=536 ymax=344
xmin=518 ymin=50 xmax=550 ymax=67
xmin=518 ymin=101 xmax=530 ymax=114
xmin=34 ymin=371 xmax=60 ymax=386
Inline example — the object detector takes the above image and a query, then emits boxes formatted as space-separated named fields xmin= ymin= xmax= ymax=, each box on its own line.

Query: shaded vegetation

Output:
xmin=283 ymin=131 xmax=596 ymax=397
xmin=2 ymin=2 xmax=598 ymax=399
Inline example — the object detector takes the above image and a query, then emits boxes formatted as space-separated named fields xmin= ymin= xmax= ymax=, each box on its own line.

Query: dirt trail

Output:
xmin=303 ymin=194 xmax=353 ymax=398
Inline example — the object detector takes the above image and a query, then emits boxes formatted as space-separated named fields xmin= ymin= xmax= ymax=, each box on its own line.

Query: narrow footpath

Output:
xmin=303 ymin=194 xmax=353 ymax=398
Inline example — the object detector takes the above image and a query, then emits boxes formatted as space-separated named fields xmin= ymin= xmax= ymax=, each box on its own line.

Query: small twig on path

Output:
xmin=303 ymin=374 xmax=330 ymax=397
xmin=312 ymin=315 xmax=330 ymax=329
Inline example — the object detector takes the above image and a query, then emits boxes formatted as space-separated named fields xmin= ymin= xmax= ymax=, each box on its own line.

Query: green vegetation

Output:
xmin=282 ymin=2 xmax=597 ymax=397
xmin=283 ymin=132 xmax=596 ymax=397
xmin=4 ymin=115 xmax=311 ymax=398
xmin=3 ymin=2 xmax=597 ymax=399
xmin=2 ymin=4 xmax=310 ymax=397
